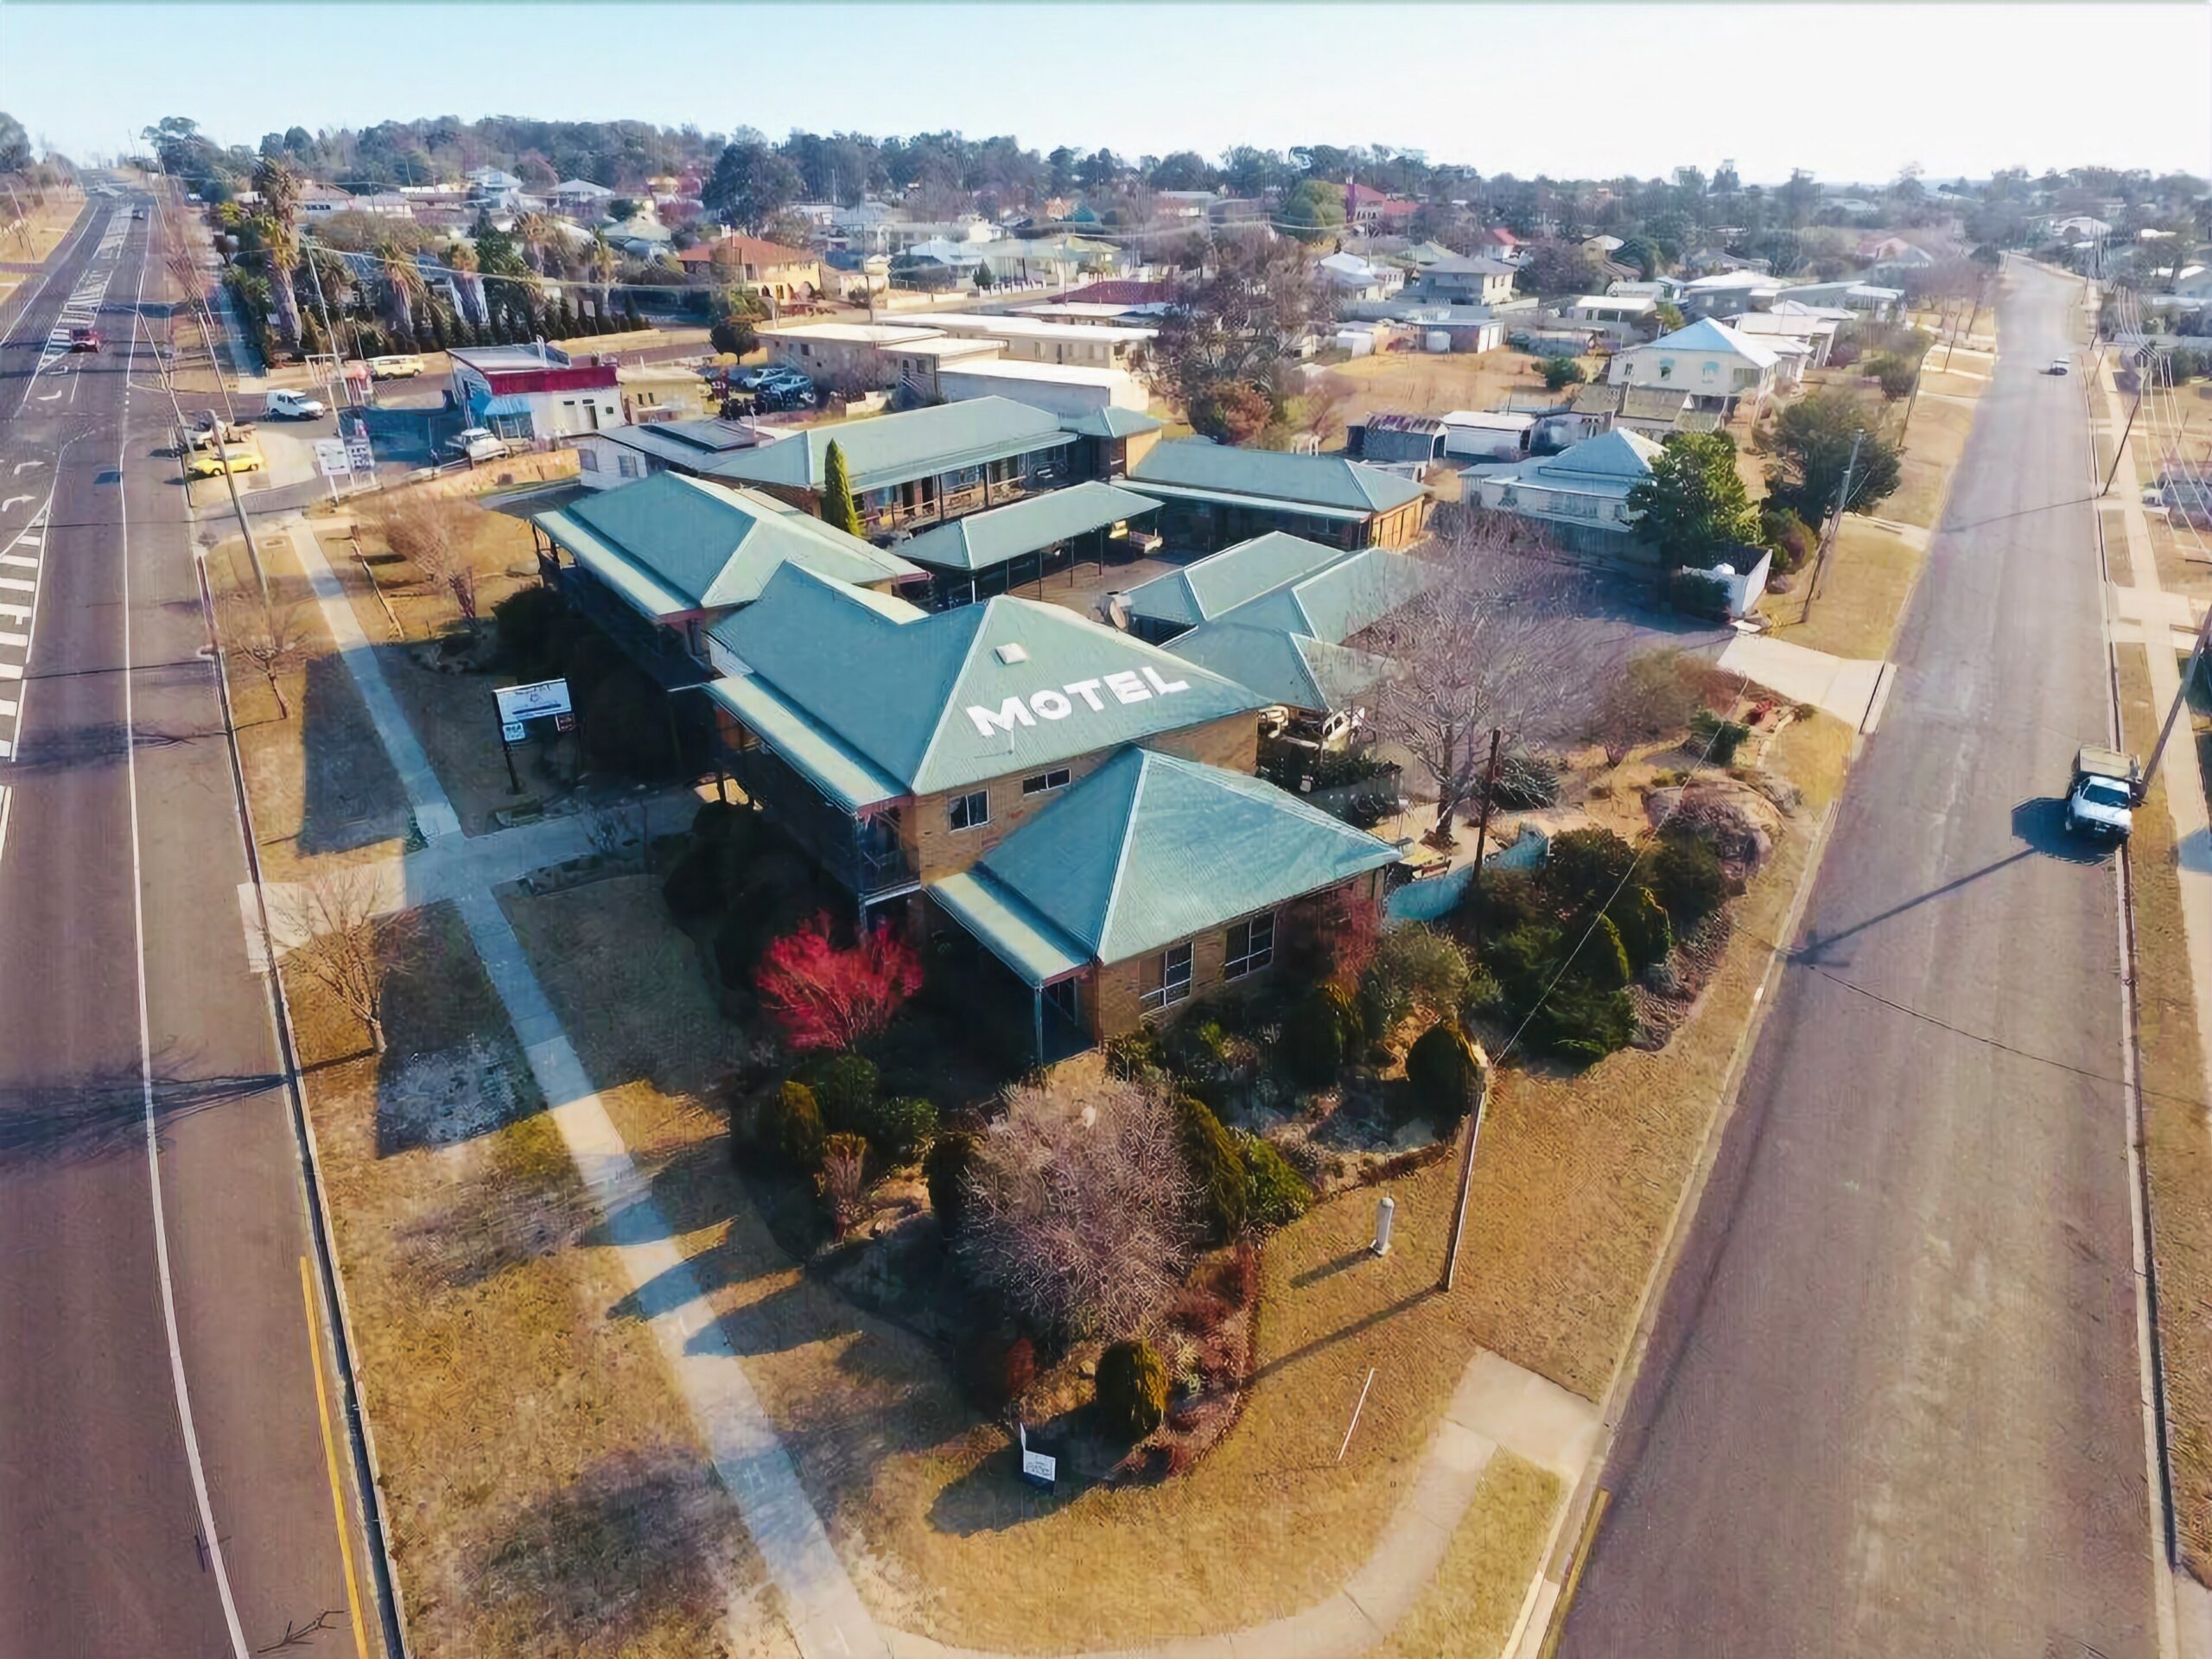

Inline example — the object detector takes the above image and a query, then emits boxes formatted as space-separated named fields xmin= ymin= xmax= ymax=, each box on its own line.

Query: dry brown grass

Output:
xmin=493 ymin=718 xmax=1853 ymax=1649
xmin=0 ymin=190 xmax=86 ymax=282
xmin=2115 ymin=645 xmax=2212 ymax=1580
xmin=1885 ymin=395 xmax=1976 ymax=531
xmin=1369 ymin=1452 xmax=1563 ymax=1659
xmin=2148 ymin=512 xmax=2212 ymax=606
xmin=286 ymin=901 xmax=794 ymax=1659
xmin=1319 ymin=349 xmax=1593 ymax=447
xmin=1761 ymin=518 xmax=1924 ymax=661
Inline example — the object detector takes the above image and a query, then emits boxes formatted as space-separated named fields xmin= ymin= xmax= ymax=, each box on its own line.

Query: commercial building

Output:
xmin=896 ymin=480 xmax=1164 ymax=609
xmin=447 ymin=344 xmax=624 ymax=443
xmin=1127 ymin=439 xmax=1433 ymax=552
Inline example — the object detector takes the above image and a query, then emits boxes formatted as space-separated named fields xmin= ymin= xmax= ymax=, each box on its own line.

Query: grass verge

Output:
xmin=2116 ymin=645 xmax=2212 ymax=1580
xmin=1370 ymin=1452 xmax=1563 ymax=1659
xmin=1762 ymin=518 xmax=1923 ymax=661
xmin=493 ymin=715 xmax=1852 ymax=1650
xmin=285 ymin=900 xmax=794 ymax=1658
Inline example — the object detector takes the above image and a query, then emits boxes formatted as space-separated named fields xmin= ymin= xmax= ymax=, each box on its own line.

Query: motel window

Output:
xmin=580 ymin=448 xmax=600 ymax=472
xmin=1224 ymin=912 xmax=1274 ymax=980
xmin=1020 ymin=768 xmax=1071 ymax=796
xmin=618 ymin=454 xmax=642 ymax=479
xmin=948 ymin=790 xmax=990 ymax=832
xmin=1140 ymin=941 xmax=1194 ymax=1013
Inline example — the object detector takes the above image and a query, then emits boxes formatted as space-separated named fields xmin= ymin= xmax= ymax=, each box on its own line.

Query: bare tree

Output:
xmin=1584 ymin=649 xmax=1705 ymax=767
xmin=1363 ymin=513 xmax=1612 ymax=842
xmin=271 ymin=868 xmax=407 ymax=1054
xmin=958 ymin=1074 xmax=1196 ymax=1341
xmin=223 ymin=593 xmax=307 ymax=719
xmin=378 ymin=494 xmax=479 ymax=632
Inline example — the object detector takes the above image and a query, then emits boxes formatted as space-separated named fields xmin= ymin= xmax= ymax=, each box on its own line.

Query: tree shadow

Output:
xmin=925 ymin=1400 xmax=1108 ymax=1537
xmin=297 ymin=650 xmax=411 ymax=856
xmin=0 ymin=1048 xmax=281 ymax=1171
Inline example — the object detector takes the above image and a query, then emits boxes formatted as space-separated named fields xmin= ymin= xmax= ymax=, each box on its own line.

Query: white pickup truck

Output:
xmin=2066 ymin=744 xmax=2142 ymax=842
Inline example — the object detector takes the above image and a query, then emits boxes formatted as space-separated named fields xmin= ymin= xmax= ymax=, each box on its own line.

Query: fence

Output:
xmin=1384 ymin=825 xmax=1549 ymax=924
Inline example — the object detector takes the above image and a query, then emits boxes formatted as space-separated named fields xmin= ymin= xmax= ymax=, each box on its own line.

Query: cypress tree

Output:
xmin=822 ymin=440 xmax=866 ymax=537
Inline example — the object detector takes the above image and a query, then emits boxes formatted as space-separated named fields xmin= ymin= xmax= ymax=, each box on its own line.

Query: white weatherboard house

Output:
xmin=1471 ymin=429 xmax=1661 ymax=556
xmin=1607 ymin=318 xmax=1781 ymax=418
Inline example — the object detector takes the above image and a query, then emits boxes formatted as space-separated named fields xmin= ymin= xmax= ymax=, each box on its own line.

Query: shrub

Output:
xmin=1607 ymin=885 xmax=1675 ymax=971
xmin=775 ymin=1081 xmax=823 ymax=1168
xmin=1648 ymin=830 xmax=1728 ymax=929
xmin=1177 ymin=1096 xmax=1248 ymax=1244
xmin=661 ymin=843 xmax=729 ymax=920
xmin=756 ymin=916 xmax=922 ymax=1054
xmin=1405 ymin=1022 xmax=1484 ymax=1130
xmin=965 ymin=1332 xmax=1035 ymax=1413
xmin=582 ymin=664 xmax=679 ymax=777
xmin=1668 ymin=567 xmax=1732 ymax=620
xmin=1577 ymin=913 xmax=1632 ymax=992
xmin=1689 ymin=709 xmax=1752 ymax=766
xmin=804 ymin=1052 xmax=880 ymax=1138
xmin=1484 ymin=748 xmax=1560 ymax=810
xmin=1759 ymin=505 xmax=1815 ymax=575
xmin=1359 ymin=925 xmax=1472 ymax=1034
xmin=819 ymin=1132 xmax=869 ymax=1230
xmin=1095 ymin=1339 xmax=1169 ymax=1440
xmin=1240 ymin=1135 xmax=1313 ymax=1229
xmin=1459 ymin=867 xmax=1543 ymax=938
xmin=1541 ymin=355 xmax=1587 ymax=391
xmin=692 ymin=798 xmax=746 ymax=845
xmin=1285 ymin=986 xmax=1347 ymax=1086
xmin=869 ymin=1096 xmax=938 ymax=1165
xmin=1103 ymin=1027 xmax=1167 ymax=1082
xmin=1528 ymin=982 xmax=1636 ymax=1063
xmin=492 ymin=584 xmax=567 ymax=678
xmin=1322 ymin=981 xmax=1365 ymax=1048
xmin=925 ymin=1130 xmax=979 ymax=1238
xmin=1541 ymin=828 xmax=1637 ymax=919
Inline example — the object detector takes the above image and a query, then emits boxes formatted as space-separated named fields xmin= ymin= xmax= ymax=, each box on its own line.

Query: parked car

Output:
xmin=754 ymin=371 xmax=816 ymax=410
xmin=2049 ymin=357 xmax=2070 ymax=376
xmin=184 ymin=446 xmax=265 ymax=480
xmin=67 ymin=326 xmax=100 ymax=353
xmin=177 ymin=416 xmax=253 ymax=452
xmin=263 ymin=388 xmax=326 ymax=421
xmin=132 ymin=207 xmax=147 ymax=221
xmin=368 ymin=353 xmax=425 ymax=380
xmin=446 ymin=427 xmax=518 ymax=465
xmin=2065 ymin=743 xmax=2141 ymax=841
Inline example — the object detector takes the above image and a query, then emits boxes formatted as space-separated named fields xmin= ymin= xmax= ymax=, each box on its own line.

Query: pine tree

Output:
xmin=821 ymin=441 xmax=866 ymax=537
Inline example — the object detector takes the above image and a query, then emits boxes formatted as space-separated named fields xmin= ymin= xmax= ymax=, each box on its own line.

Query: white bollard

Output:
xmin=1372 ymin=1194 xmax=1395 ymax=1257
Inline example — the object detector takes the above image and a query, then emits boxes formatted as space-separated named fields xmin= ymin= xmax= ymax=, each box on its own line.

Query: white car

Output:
xmin=2049 ymin=357 xmax=2070 ymax=376
xmin=448 ymin=427 xmax=518 ymax=465
xmin=263 ymin=389 xmax=326 ymax=421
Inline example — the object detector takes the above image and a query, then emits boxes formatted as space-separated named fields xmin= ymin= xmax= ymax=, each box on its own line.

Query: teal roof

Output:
xmin=1059 ymin=406 xmax=1166 ymax=441
xmin=704 ymin=397 xmax=1076 ymax=493
xmin=1122 ymin=534 xmax=1430 ymax=634
xmin=1131 ymin=439 xmax=1429 ymax=515
xmin=959 ymin=749 xmax=1399 ymax=970
xmin=931 ymin=869 xmax=1089 ymax=986
xmin=897 ymin=481 xmax=1162 ymax=574
xmin=1168 ymin=621 xmax=1396 ymax=714
xmin=535 ymin=474 xmax=919 ymax=616
xmin=709 ymin=669 xmax=905 ymax=814
xmin=704 ymin=563 xmax=1268 ymax=804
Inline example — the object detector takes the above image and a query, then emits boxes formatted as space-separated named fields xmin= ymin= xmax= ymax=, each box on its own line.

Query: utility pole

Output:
xmin=2104 ymin=367 xmax=2145 ymax=497
xmin=1465 ymin=728 xmax=1505 ymax=955
xmin=1438 ymin=1046 xmax=1492 ymax=1294
xmin=2142 ymin=602 xmax=2212 ymax=789
xmin=206 ymin=410 xmax=270 ymax=607
xmin=1805 ymin=427 xmax=1864 ymax=616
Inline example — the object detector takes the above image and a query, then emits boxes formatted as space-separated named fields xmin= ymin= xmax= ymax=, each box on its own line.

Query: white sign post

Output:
xmin=493 ymin=678 xmax=572 ymax=793
xmin=1016 ymin=1421 xmax=1057 ymax=1491
xmin=312 ymin=436 xmax=351 ymax=505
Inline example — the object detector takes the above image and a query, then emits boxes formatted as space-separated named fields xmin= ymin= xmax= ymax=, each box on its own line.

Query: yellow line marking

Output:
xmin=1537 ymin=1486 xmax=1611 ymax=1659
xmin=300 ymin=1255 xmax=371 ymax=1659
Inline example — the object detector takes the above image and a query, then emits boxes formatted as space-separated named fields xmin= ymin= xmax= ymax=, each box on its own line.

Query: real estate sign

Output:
xmin=495 ymin=678 xmax=573 ymax=723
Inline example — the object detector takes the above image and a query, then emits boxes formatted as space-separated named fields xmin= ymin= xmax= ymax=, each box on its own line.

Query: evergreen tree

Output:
xmin=821 ymin=440 xmax=866 ymax=537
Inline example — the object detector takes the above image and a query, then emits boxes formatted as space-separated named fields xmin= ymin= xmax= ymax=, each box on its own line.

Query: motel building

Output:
xmin=703 ymin=563 xmax=1401 ymax=1059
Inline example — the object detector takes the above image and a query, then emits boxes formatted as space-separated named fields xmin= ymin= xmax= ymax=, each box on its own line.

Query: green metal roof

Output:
xmin=1059 ymin=406 xmax=1166 ymax=441
xmin=704 ymin=670 xmax=906 ymax=813
xmin=1214 ymin=546 xmax=1438 ymax=644
xmin=1121 ymin=480 xmax=1371 ymax=523
xmin=1123 ymin=532 xmax=1363 ymax=630
xmin=897 ymin=481 xmax=1162 ymax=574
xmin=969 ymin=748 xmax=1399 ymax=967
xmin=704 ymin=397 xmax=1076 ymax=493
xmin=1167 ymin=622 xmax=1395 ymax=715
xmin=1130 ymin=438 xmax=1429 ymax=514
xmin=705 ymin=563 xmax=1268 ymax=802
xmin=535 ymin=474 xmax=919 ymax=616
xmin=930 ymin=869 xmax=1089 ymax=987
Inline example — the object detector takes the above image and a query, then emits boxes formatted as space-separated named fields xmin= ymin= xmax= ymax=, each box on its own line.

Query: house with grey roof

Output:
xmin=1127 ymin=439 xmax=1433 ymax=553
xmin=1470 ymin=430 xmax=1663 ymax=556
xmin=706 ymin=397 xmax=1079 ymax=536
xmin=531 ymin=473 xmax=923 ymax=686
xmin=571 ymin=416 xmax=767 ymax=490
xmin=897 ymin=480 xmax=1163 ymax=610
xmin=1408 ymin=254 xmax=1517 ymax=307
xmin=1606 ymin=317 xmax=1782 ymax=416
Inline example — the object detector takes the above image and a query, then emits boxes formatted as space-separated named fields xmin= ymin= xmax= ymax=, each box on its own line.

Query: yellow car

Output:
xmin=367 ymin=353 xmax=425 ymax=379
xmin=185 ymin=446 xmax=265 ymax=479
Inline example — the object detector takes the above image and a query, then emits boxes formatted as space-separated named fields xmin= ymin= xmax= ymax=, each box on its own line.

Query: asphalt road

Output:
xmin=1560 ymin=264 xmax=2155 ymax=1655
xmin=0 ymin=191 xmax=373 ymax=1656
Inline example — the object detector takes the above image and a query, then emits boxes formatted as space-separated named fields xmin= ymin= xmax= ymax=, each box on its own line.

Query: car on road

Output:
xmin=67 ymin=326 xmax=100 ymax=353
xmin=447 ymin=427 xmax=519 ymax=465
xmin=183 ymin=446 xmax=265 ymax=480
xmin=368 ymin=353 xmax=426 ymax=380
xmin=752 ymin=369 xmax=816 ymax=410
xmin=2065 ymin=744 xmax=2140 ymax=841
xmin=178 ymin=416 xmax=254 ymax=453
xmin=2049 ymin=357 xmax=2069 ymax=375
xmin=132 ymin=207 xmax=146 ymax=220
xmin=263 ymin=389 xmax=327 ymax=421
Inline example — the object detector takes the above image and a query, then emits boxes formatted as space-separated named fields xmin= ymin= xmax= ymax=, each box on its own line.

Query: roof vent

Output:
xmin=995 ymin=643 xmax=1029 ymax=664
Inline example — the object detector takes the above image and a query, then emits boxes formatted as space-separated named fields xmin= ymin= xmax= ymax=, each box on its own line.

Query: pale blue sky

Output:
xmin=4 ymin=3 xmax=2206 ymax=183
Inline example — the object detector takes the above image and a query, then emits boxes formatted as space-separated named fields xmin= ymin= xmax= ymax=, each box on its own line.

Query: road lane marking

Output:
xmin=0 ymin=606 xmax=27 ymax=621
xmin=0 ymin=633 xmax=23 ymax=646
xmin=0 ymin=555 xmax=38 ymax=569
xmin=11 ymin=461 xmax=41 ymax=474
xmin=0 ymin=494 xmax=29 ymax=512
xmin=0 ymin=578 xmax=33 ymax=593
xmin=299 ymin=1258 xmax=372 ymax=1659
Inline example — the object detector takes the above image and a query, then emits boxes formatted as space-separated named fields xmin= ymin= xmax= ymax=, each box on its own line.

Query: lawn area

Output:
xmin=1368 ymin=1452 xmax=1562 ymax=1659
xmin=491 ymin=713 xmax=1853 ymax=1651
xmin=1758 ymin=518 xmax=1924 ymax=661
xmin=1313 ymin=347 xmax=1599 ymax=447
xmin=283 ymin=901 xmax=794 ymax=1659
xmin=1885 ymin=393 xmax=1978 ymax=531
xmin=0 ymin=188 xmax=86 ymax=287
xmin=2115 ymin=645 xmax=2212 ymax=1580
xmin=2149 ymin=512 xmax=2212 ymax=606
xmin=207 ymin=526 xmax=413 ymax=879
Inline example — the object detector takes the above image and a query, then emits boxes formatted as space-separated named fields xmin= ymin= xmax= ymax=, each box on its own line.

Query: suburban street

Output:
xmin=1560 ymin=261 xmax=2158 ymax=1654
xmin=0 ymin=190 xmax=371 ymax=1656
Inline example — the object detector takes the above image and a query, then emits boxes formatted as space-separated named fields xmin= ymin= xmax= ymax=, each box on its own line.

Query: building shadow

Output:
xmin=296 ymin=650 xmax=411 ymax=856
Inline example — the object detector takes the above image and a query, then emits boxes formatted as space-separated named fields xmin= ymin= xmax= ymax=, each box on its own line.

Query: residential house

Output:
xmin=297 ymin=182 xmax=356 ymax=219
xmin=464 ymin=167 xmax=527 ymax=211
xmin=550 ymin=178 xmax=615 ymax=219
xmin=757 ymin=321 xmax=944 ymax=388
xmin=570 ymin=417 xmax=770 ymax=491
xmin=1471 ymin=429 xmax=1664 ymax=556
xmin=1606 ymin=318 xmax=1780 ymax=417
xmin=702 ymin=564 xmax=1390 ymax=1052
xmin=1318 ymin=251 xmax=1406 ymax=302
xmin=1582 ymin=234 xmax=1624 ymax=258
xmin=1564 ymin=293 xmax=1659 ymax=344
xmin=1608 ymin=276 xmax=1684 ymax=302
xmin=896 ymin=480 xmax=1165 ymax=609
xmin=1409 ymin=254 xmax=1518 ymax=307
xmin=448 ymin=343 xmax=624 ymax=442
xmin=1478 ymin=226 xmax=1526 ymax=263
xmin=616 ymin=361 xmax=715 ymax=424
xmin=1781 ymin=280 xmax=1904 ymax=320
xmin=830 ymin=200 xmax=905 ymax=252
xmin=1856 ymin=236 xmax=1936 ymax=269
xmin=706 ymin=397 xmax=1081 ymax=533
xmin=2169 ymin=265 xmax=2212 ymax=299
xmin=530 ymin=473 xmax=923 ymax=686
xmin=1128 ymin=439 xmax=1433 ymax=551
xmin=1031 ymin=277 xmax=1181 ymax=314
xmin=1678 ymin=270 xmax=1781 ymax=318
xmin=1344 ymin=182 xmax=1420 ymax=229
xmin=676 ymin=234 xmax=824 ymax=302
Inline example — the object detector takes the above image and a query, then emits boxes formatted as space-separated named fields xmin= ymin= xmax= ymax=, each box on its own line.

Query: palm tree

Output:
xmin=583 ymin=232 xmax=618 ymax=328
xmin=444 ymin=238 xmax=488 ymax=329
xmin=251 ymin=156 xmax=304 ymax=353
xmin=513 ymin=212 xmax=560 ymax=276
xmin=376 ymin=239 xmax=428 ymax=344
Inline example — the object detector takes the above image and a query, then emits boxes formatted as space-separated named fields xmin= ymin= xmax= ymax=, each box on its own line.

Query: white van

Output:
xmin=264 ymin=389 xmax=327 ymax=421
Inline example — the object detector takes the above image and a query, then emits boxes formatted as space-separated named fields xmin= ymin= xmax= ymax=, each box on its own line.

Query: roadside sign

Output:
xmin=345 ymin=432 xmax=375 ymax=471
xmin=313 ymin=437 xmax=351 ymax=479
xmin=553 ymin=711 xmax=575 ymax=734
xmin=1016 ymin=1421 xmax=1056 ymax=1491
xmin=496 ymin=678 xmax=573 ymax=722
xmin=501 ymin=720 xmax=526 ymax=743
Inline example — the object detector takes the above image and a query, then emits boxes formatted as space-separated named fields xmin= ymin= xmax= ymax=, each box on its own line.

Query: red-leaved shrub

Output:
xmin=755 ymin=912 xmax=922 ymax=1053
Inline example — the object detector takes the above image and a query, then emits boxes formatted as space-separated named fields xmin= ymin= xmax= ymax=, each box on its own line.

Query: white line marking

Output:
xmin=112 ymin=222 xmax=255 ymax=1659
xmin=0 ymin=606 xmax=27 ymax=621
xmin=0 ymin=556 xmax=38 ymax=569
xmin=0 ymin=579 xmax=34 ymax=593
xmin=0 ymin=665 xmax=22 ymax=682
xmin=0 ymin=698 xmax=16 ymax=716
xmin=0 ymin=632 xmax=23 ymax=646
xmin=11 ymin=461 xmax=41 ymax=474
xmin=0 ymin=495 xmax=29 ymax=512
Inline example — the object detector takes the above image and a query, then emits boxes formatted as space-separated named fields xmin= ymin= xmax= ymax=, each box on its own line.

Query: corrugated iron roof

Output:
xmin=706 ymin=397 xmax=1077 ymax=493
xmin=1131 ymin=438 xmax=1428 ymax=514
xmin=897 ymin=481 xmax=1163 ymax=574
